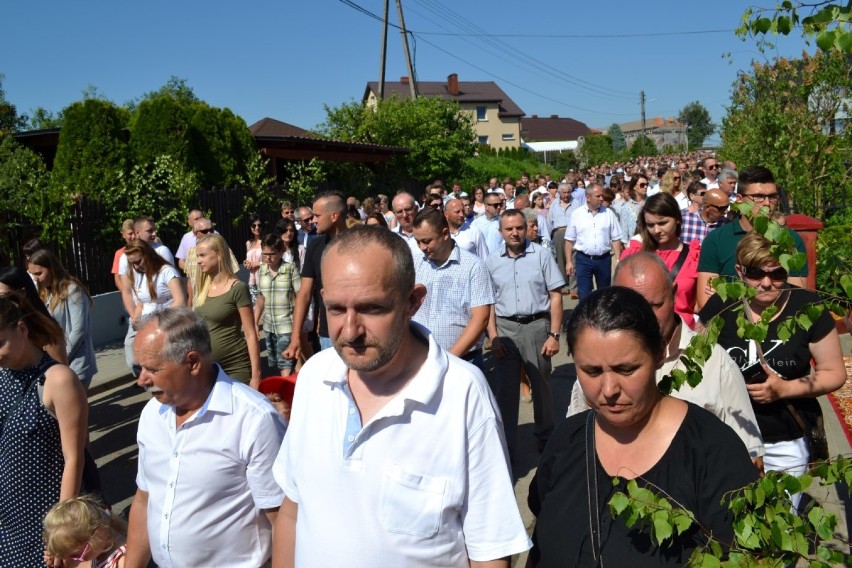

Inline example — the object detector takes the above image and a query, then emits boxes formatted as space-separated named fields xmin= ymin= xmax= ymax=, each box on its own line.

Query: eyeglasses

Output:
xmin=196 ymin=228 xmax=213 ymax=234
xmin=705 ymin=203 xmax=729 ymax=212
xmin=743 ymin=266 xmax=788 ymax=281
xmin=70 ymin=542 xmax=91 ymax=562
xmin=251 ymin=223 xmax=263 ymax=228
xmin=742 ymin=193 xmax=780 ymax=203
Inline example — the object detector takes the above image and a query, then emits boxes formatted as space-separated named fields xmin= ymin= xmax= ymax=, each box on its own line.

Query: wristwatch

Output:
xmin=546 ymin=332 xmax=560 ymax=341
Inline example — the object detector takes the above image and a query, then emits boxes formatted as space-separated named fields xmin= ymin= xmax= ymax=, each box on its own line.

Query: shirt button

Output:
xmin=169 ymin=482 xmax=174 ymax=488
xmin=161 ymin=544 xmax=167 ymax=549
xmin=173 ymin=452 xmax=179 ymax=457
xmin=349 ymin=408 xmax=355 ymax=415
xmin=347 ymin=435 xmax=355 ymax=442
xmin=164 ymin=513 xmax=169 ymax=519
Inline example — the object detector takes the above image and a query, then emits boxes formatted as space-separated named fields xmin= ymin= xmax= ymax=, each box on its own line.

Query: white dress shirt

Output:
xmin=136 ymin=367 xmax=286 ymax=568
xmin=273 ymin=324 xmax=531 ymax=567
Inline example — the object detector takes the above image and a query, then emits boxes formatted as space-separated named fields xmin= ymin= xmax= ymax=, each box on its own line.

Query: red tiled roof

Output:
xmin=521 ymin=115 xmax=591 ymax=142
xmin=364 ymin=79 xmax=525 ymax=118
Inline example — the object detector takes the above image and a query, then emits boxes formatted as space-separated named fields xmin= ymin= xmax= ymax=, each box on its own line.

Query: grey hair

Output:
xmin=521 ymin=208 xmax=538 ymax=224
xmin=613 ymin=252 xmax=674 ymax=296
xmin=139 ymin=307 xmax=213 ymax=363
xmin=558 ymin=181 xmax=571 ymax=191
xmin=585 ymin=182 xmax=603 ymax=196
xmin=718 ymin=168 xmax=738 ymax=182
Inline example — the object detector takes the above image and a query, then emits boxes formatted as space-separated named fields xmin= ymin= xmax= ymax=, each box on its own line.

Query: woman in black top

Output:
xmin=529 ymin=287 xmax=757 ymax=566
xmin=698 ymin=231 xmax=846 ymax=508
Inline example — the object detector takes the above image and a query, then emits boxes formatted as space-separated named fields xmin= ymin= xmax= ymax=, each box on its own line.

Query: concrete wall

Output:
xmin=91 ymin=292 xmax=129 ymax=348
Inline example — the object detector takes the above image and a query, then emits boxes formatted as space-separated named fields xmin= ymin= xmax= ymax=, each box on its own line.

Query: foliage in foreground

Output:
xmin=720 ymin=50 xmax=852 ymax=217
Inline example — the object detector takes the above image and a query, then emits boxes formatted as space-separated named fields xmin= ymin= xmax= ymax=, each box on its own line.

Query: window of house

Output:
xmin=476 ymin=106 xmax=487 ymax=121
xmin=501 ymin=133 xmax=515 ymax=141
xmin=478 ymin=135 xmax=489 ymax=145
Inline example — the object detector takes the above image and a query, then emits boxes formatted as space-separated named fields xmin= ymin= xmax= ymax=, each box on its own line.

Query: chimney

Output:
xmin=550 ymin=114 xmax=559 ymax=119
xmin=447 ymin=73 xmax=459 ymax=96
xmin=400 ymin=76 xmax=409 ymax=84
xmin=531 ymin=114 xmax=538 ymax=118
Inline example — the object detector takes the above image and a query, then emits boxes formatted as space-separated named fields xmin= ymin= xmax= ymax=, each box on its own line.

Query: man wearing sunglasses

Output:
xmin=699 ymin=157 xmax=721 ymax=189
xmin=696 ymin=166 xmax=808 ymax=310
xmin=470 ymin=192 xmax=507 ymax=254
xmin=681 ymin=188 xmax=730 ymax=246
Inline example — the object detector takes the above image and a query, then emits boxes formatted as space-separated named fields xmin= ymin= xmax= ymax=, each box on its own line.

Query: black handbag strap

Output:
xmin=586 ymin=411 xmax=604 ymax=566
xmin=669 ymin=244 xmax=691 ymax=281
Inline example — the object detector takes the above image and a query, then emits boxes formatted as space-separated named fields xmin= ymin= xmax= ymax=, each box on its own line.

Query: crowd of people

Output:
xmin=0 ymin=150 xmax=847 ymax=567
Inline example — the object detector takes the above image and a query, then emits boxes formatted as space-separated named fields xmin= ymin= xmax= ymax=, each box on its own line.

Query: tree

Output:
xmin=26 ymin=107 xmax=63 ymax=130
xmin=578 ymin=134 xmax=615 ymax=168
xmin=316 ymin=95 xmax=477 ymax=194
xmin=720 ymin=50 xmax=852 ymax=216
xmin=737 ymin=1 xmax=852 ymax=54
xmin=629 ymin=134 xmax=659 ymax=158
xmin=677 ymin=102 xmax=715 ymax=150
xmin=607 ymin=123 xmax=627 ymax=152
xmin=0 ymin=136 xmax=70 ymax=247
xmin=0 ymin=74 xmax=26 ymax=136
xmin=51 ymin=98 xmax=131 ymax=206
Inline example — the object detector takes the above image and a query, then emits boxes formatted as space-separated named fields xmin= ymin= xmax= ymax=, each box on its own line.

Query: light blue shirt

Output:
xmin=485 ymin=241 xmax=565 ymax=317
xmin=413 ymin=245 xmax=494 ymax=352
xmin=547 ymin=201 xmax=573 ymax=231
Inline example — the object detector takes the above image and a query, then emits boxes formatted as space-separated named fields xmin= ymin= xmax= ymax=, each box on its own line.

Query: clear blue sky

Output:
xmin=3 ymin=1 xmax=812 ymax=144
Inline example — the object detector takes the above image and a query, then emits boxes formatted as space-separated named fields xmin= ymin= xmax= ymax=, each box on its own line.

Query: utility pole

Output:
xmin=377 ymin=0 xmax=389 ymax=100
xmin=396 ymin=0 xmax=418 ymax=98
xmin=640 ymin=90 xmax=646 ymax=142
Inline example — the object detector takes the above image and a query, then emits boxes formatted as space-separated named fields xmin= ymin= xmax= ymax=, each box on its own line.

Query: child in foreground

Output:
xmin=43 ymin=495 xmax=127 ymax=568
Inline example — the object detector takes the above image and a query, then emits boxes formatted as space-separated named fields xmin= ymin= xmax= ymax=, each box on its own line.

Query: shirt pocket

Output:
xmin=378 ymin=463 xmax=447 ymax=538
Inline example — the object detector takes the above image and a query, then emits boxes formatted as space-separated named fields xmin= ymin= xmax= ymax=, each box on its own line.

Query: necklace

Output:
xmin=586 ymin=411 xmax=604 ymax=566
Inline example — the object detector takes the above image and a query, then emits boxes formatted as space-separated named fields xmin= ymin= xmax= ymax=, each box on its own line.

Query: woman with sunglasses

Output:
xmin=244 ymin=214 xmax=264 ymax=306
xmin=698 ymin=232 xmax=845 ymax=503
xmin=0 ymin=294 xmax=88 ymax=566
xmin=659 ymin=169 xmax=689 ymax=211
xmin=616 ymin=173 xmax=649 ymax=246
xmin=620 ymin=193 xmax=701 ymax=328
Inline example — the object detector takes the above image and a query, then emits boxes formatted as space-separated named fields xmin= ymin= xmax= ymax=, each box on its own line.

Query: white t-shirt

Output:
xmin=132 ymin=265 xmax=180 ymax=316
xmin=118 ymin=242 xmax=175 ymax=275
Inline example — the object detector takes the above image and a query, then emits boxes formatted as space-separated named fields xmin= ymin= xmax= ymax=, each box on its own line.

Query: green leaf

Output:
xmin=797 ymin=313 xmax=814 ymax=331
xmin=611 ymin=491 xmax=630 ymax=515
xmin=816 ymin=29 xmax=836 ymax=51
xmin=652 ymin=511 xmax=673 ymax=544
xmin=755 ymin=17 xmax=773 ymax=34
xmin=776 ymin=15 xmax=792 ymax=35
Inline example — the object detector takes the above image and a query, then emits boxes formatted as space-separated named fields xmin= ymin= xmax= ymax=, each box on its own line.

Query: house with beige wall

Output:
xmin=363 ymin=74 xmax=525 ymax=149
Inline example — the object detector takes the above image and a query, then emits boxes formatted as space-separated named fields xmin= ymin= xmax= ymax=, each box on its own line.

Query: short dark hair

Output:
xmin=323 ymin=225 xmax=414 ymax=297
xmin=262 ymin=233 xmax=286 ymax=251
xmin=738 ymin=166 xmax=775 ymax=191
xmin=499 ymin=208 xmax=526 ymax=226
xmin=314 ymin=191 xmax=347 ymax=215
xmin=413 ymin=207 xmax=448 ymax=231
xmin=565 ymin=286 xmax=662 ymax=360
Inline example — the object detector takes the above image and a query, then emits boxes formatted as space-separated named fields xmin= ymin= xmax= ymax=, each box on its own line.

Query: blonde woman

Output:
xmin=193 ymin=234 xmax=261 ymax=387
xmin=659 ymin=169 xmax=689 ymax=211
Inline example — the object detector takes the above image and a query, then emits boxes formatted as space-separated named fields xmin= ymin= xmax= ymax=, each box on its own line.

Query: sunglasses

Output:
xmin=705 ymin=203 xmax=729 ymax=212
xmin=672 ymin=176 xmax=680 ymax=180
xmin=251 ymin=223 xmax=263 ymax=228
xmin=637 ymin=183 xmax=648 ymax=188
xmin=70 ymin=542 xmax=91 ymax=562
xmin=196 ymin=228 xmax=213 ymax=235
xmin=707 ymin=164 xmax=720 ymax=169
xmin=743 ymin=266 xmax=788 ymax=281
xmin=486 ymin=201 xmax=505 ymax=208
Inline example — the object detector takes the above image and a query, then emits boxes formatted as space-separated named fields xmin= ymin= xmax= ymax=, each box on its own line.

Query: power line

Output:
xmin=410 ymin=0 xmax=636 ymax=100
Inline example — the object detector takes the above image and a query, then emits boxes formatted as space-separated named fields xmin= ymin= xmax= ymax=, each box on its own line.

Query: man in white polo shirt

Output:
xmin=271 ymin=225 xmax=530 ymax=568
